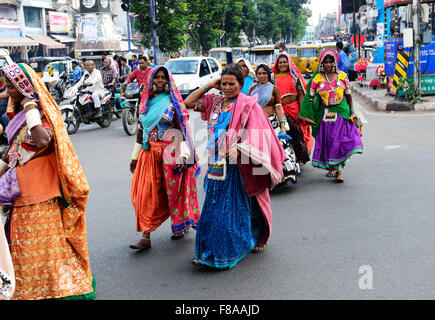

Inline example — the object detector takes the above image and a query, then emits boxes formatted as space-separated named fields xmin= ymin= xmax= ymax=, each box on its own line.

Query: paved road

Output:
xmin=69 ymin=96 xmax=435 ymax=300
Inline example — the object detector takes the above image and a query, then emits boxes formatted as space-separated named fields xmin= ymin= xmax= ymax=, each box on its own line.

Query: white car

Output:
xmin=0 ymin=49 xmax=13 ymax=68
xmin=165 ymin=57 xmax=222 ymax=98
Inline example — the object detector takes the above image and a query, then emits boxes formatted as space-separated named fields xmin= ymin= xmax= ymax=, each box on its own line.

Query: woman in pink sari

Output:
xmin=184 ymin=65 xmax=286 ymax=269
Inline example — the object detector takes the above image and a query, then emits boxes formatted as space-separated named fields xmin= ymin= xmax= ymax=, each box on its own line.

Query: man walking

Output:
xmin=336 ymin=41 xmax=349 ymax=75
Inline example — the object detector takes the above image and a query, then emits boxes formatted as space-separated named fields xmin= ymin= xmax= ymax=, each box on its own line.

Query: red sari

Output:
xmin=273 ymin=53 xmax=314 ymax=153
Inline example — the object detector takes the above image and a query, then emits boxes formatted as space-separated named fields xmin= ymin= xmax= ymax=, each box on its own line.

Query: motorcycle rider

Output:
xmin=74 ymin=60 xmax=105 ymax=117
xmin=100 ymin=58 xmax=117 ymax=93
xmin=123 ymin=56 xmax=150 ymax=88
xmin=69 ymin=60 xmax=83 ymax=84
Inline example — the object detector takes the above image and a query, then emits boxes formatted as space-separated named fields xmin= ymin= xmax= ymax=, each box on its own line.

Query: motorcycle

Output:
xmin=114 ymin=82 xmax=142 ymax=136
xmin=49 ymin=71 xmax=72 ymax=104
xmin=60 ymin=75 xmax=114 ymax=134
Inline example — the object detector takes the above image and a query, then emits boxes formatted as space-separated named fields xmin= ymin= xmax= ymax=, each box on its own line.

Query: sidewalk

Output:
xmin=352 ymin=83 xmax=435 ymax=112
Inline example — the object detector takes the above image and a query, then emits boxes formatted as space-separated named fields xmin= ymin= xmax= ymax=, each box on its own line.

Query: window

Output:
xmin=253 ymin=52 xmax=273 ymax=65
xmin=207 ymin=59 xmax=219 ymax=73
xmin=287 ymin=48 xmax=297 ymax=55
xmin=300 ymin=48 xmax=317 ymax=57
xmin=0 ymin=5 xmax=17 ymax=20
xmin=165 ymin=59 xmax=198 ymax=74
xmin=23 ymin=6 xmax=42 ymax=29
xmin=209 ymin=51 xmax=226 ymax=61
xmin=199 ymin=59 xmax=211 ymax=77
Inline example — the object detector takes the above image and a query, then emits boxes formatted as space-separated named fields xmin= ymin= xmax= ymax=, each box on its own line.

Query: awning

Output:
xmin=0 ymin=0 xmax=19 ymax=6
xmin=28 ymin=35 xmax=65 ymax=49
xmin=0 ymin=36 xmax=38 ymax=47
xmin=51 ymin=34 xmax=76 ymax=43
xmin=120 ymin=41 xmax=137 ymax=52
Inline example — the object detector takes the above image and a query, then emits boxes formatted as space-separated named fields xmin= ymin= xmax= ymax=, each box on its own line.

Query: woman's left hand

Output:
xmin=177 ymin=157 xmax=187 ymax=173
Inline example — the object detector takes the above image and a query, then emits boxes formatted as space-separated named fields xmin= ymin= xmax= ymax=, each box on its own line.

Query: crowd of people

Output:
xmin=0 ymin=44 xmax=363 ymax=300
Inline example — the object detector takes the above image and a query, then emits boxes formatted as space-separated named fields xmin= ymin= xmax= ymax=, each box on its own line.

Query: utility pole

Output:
xmin=126 ymin=11 xmax=131 ymax=52
xmin=412 ymin=0 xmax=421 ymax=96
xmin=150 ymin=0 xmax=159 ymax=65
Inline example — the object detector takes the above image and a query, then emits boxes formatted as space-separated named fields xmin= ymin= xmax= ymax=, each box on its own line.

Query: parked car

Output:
xmin=165 ymin=57 xmax=222 ymax=99
xmin=0 ymin=49 xmax=13 ymax=68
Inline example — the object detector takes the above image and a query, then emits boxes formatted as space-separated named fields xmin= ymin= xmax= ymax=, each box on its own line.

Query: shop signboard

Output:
xmin=384 ymin=39 xmax=435 ymax=76
xmin=76 ymin=13 xmax=120 ymax=51
xmin=48 ymin=12 xmax=69 ymax=33
xmin=384 ymin=0 xmax=434 ymax=7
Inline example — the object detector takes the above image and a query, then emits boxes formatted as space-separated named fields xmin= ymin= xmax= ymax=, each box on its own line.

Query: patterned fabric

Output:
xmin=312 ymin=114 xmax=363 ymax=170
xmin=131 ymin=140 xmax=200 ymax=234
xmin=195 ymin=165 xmax=256 ymax=269
xmin=1 ymin=64 xmax=39 ymax=102
xmin=310 ymin=71 xmax=351 ymax=106
xmin=100 ymin=67 xmax=117 ymax=85
xmin=139 ymin=66 xmax=199 ymax=176
xmin=0 ymin=64 xmax=94 ymax=300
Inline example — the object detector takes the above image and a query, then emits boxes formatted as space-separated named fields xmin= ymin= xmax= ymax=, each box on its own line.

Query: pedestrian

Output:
xmin=298 ymin=49 xmax=363 ymax=182
xmin=100 ymin=52 xmax=119 ymax=80
xmin=273 ymin=52 xmax=313 ymax=165
xmin=240 ymin=48 xmax=250 ymax=60
xmin=248 ymin=64 xmax=299 ymax=184
xmin=347 ymin=46 xmax=358 ymax=81
xmin=129 ymin=66 xmax=201 ymax=250
xmin=184 ymin=65 xmax=286 ymax=269
xmin=130 ymin=54 xmax=139 ymax=70
xmin=119 ymin=57 xmax=132 ymax=83
xmin=274 ymin=42 xmax=287 ymax=56
xmin=0 ymin=63 xmax=95 ymax=299
xmin=202 ymin=50 xmax=209 ymax=57
xmin=235 ymin=58 xmax=255 ymax=95
xmin=336 ymin=41 xmax=349 ymax=75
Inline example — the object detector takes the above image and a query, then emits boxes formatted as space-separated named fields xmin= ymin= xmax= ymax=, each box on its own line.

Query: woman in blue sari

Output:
xmin=236 ymin=58 xmax=255 ymax=95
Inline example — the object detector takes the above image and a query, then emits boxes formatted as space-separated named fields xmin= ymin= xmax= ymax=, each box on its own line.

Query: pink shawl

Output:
xmin=228 ymin=93 xmax=286 ymax=246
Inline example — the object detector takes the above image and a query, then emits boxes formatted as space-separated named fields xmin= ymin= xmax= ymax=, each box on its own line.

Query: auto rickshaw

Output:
xmin=297 ymin=44 xmax=321 ymax=78
xmin=250 ymin=45 xmax=276 ymax=70
xmin=209 ymin=47 xmax=233 ymax=68
xmin=231 ymin=47 xmax=250 ymax=60
xmin=28 ymin=56 xmax=71 ymax=77
xmin=286 ymin=44 xmax=299 ymax=66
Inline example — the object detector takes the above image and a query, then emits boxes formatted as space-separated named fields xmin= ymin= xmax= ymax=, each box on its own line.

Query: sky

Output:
xmin=306 ymin=0 xmax=339 ymax=26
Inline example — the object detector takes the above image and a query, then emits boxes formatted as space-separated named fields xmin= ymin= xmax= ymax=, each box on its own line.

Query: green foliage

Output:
xmin=128 ymin=0 xmax=312 ymax=53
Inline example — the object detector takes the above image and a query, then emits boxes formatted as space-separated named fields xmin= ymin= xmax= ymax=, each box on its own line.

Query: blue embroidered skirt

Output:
xmin=195 ymin=164 xmax=264 ymax=269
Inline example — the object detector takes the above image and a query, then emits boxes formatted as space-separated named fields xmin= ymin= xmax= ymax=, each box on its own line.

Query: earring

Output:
xmin=164 ymin=84 xmax=169 ymax=93
xmin=151 ymin=84 xmax=157 ymax=92
xmin=320 ymin=64 xmax=325 ymax=73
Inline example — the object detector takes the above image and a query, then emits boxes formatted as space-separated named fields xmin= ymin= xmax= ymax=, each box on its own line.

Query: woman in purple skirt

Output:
xmin=298 ymin=49 xmax=363 ymax=182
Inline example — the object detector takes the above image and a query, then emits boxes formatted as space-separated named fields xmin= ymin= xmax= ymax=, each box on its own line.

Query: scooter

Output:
xmin=114 ymin=82 xmax=142 ymax=136
xmin=49 ymin=71 xmax=72 ymax=104
xmin=60 ymin=75 xmax=113 ymax=134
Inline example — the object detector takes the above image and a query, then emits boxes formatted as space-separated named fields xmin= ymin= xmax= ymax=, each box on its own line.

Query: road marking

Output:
xmin=383 ymin=145 xmax=401 ymax=150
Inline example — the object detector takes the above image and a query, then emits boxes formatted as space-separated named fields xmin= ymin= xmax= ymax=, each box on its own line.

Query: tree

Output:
xmin=129 ymin=0 xmax=189 ymax=53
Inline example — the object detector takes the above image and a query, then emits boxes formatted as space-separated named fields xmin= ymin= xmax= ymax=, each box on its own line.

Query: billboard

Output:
xmin=76 ymin=13 xmax=121 ymax=52
xmin=48 ymin=12 xmax=69 ymax=33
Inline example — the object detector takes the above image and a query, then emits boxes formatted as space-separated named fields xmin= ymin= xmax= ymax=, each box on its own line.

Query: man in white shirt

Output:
xmin=75 ymin=60 xmax=105 ymax=117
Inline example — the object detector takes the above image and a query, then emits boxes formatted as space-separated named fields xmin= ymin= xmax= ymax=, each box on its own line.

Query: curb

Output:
xmin=351 ymin=84 xmax=387 ymax=111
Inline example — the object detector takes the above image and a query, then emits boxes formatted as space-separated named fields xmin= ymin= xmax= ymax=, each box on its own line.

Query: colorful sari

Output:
xmin=0 ymin=63 xmax=94 ymax=300
xmin=273 ymin=53 xmax=314 ymax=162
xmin=132 ymin=66 xmax=200 ymax=235
xmin=299 ymin=50 xmax=363 ymax=170
xmin=193 ymin=92 xmax=285 ymax=269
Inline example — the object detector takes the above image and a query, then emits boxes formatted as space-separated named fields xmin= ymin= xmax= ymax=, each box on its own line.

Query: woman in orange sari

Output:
xmin=129 ymin=66 xmax=200 ymax=250
xmin=0 ymin=63 xmax=94 ymax=300
xmin=273 ymin=53 xmax=313 ymax=165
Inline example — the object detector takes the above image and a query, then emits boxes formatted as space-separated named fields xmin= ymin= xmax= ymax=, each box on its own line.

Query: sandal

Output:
xmin=335 ymin=170 xmax=344 ymax=183
xmin=326 ymin=170 xmax=336 ymax=178
xmin=129 ymin=233 xmax=151 ymax=250
xmin=171 ymin=230 xmax=186 ymax=240
xmin=191 ymin=259 xmax=202 ymax=266
xmin=251 ymin=245 xmax=265 ymax=253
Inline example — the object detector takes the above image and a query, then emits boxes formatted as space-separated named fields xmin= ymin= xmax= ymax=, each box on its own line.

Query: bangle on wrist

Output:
xmin=131 ymin=143 xmax=141 ymax=160
xmin=202 ymin=86 xmax=208 ymax=93
xmin=25 ymin=108 xmax=42 ymax=130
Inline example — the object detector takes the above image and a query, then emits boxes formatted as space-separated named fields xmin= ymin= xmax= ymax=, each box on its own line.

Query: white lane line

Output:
xmin=383 ymin=145 xmax=401 ymax=150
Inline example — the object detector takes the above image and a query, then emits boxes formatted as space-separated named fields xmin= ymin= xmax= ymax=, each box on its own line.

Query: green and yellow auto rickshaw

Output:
xmin=209 ymin=47 xmax=233 ymax=68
